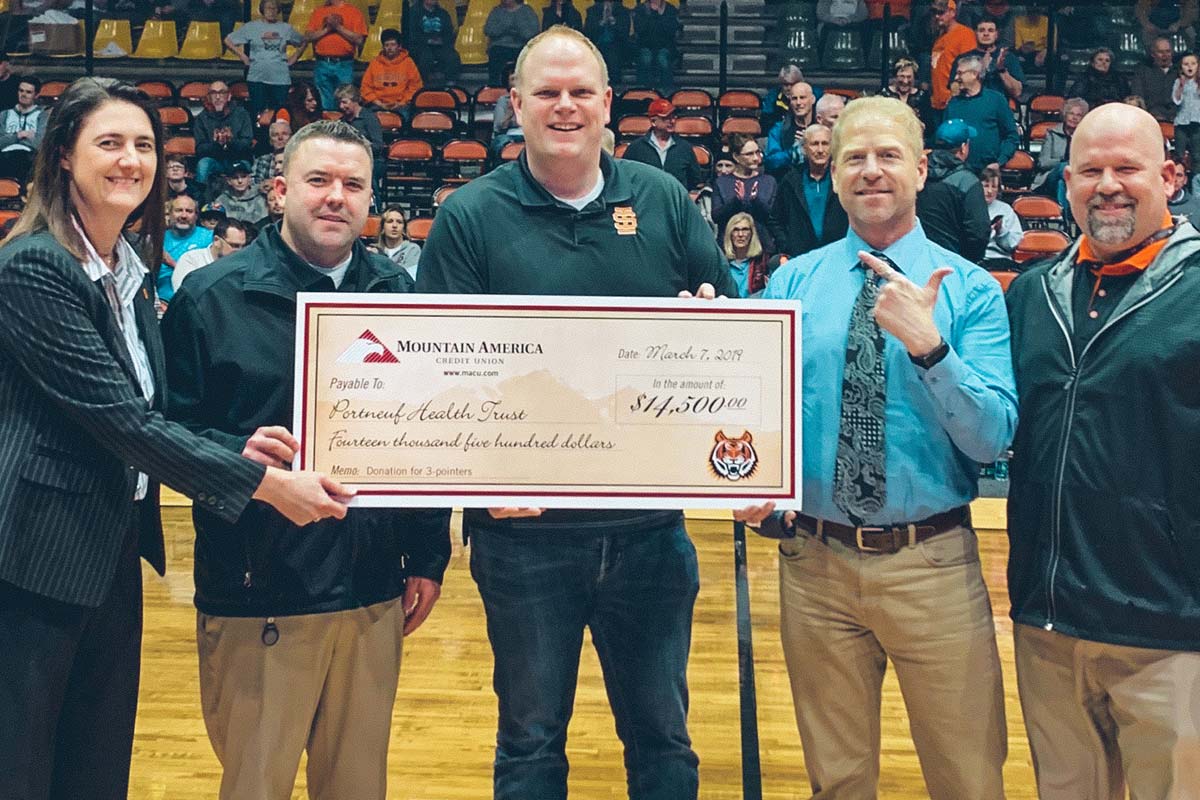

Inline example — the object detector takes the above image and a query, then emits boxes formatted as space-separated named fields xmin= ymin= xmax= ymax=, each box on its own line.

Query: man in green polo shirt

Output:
xmin=417 ymin=25 xmax=734 ymax=800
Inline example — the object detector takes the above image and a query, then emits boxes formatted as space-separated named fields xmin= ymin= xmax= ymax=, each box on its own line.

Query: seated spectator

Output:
xmin=165 ymin=154 xmax=203 ymax=199
xmin=374 ymin=204 xmax=421 ymax=280
xmin=762 ymin=63 xmax=806 ymax=133
xmin=282 ymin=81 xmax=321 ymax=131
xmin=1069 ymin=48 xmax=1131 ymax=110
xmin=766 ymin=123 xmax=847 ymax=259
xmin=224 ymin=0 xmax=304 ymax=119
xmin=712 ymin=133 xmax=776 ymax=248
xmin=161 ymin=194 xmax=213 ymax=304
xmin=814 ymin=92 xmax=844 ymax=127
xmin=919 ymin=118 xmax=990 ymax=261
xmin=335 ymin=84 xmax=384 ymax=181
xmin=632 ymin=0 xmax=679 ymax=95
xmin=881 ymin=56 xmax=935 ymax=141
xmin=490 ymin=63 xmax=523 ymax=159
xmin=305 ymin=0 xmax=368 ymax=111
xmin=1173 ymin=53 xmax=1200 ymax=173
xmin=1137 ymin=0 xmax=1197 ymax=49
xmin=951 ymin=17 xmax=1023 ymax=101
xmin=360 ymin=28 xmax=423 ymax=119
xmin=213 ymin=161 xmax=268 ymax=223
xmin=945 ymin=54 xmax=1020 ymax=171
xmin=765 ymin=80 xmax=816 ymax=175
xmin=406 ymin=0 xmax=462 ymax=83
xmin=621 ymin=98 xmax=701 ymax=188
xmin=1013 ymin=7 xmax=1047 ymax=72
xmin=979 ymin=165 xmax=1021 ymax=270
xmin=542 ymin=0 xmax=582 ymax=31
xmin=816 ymin=0 xmax=867 ymax=61
xmin=1132 ymin=36 xmax=1177 ymax=121
xmin=714 ymin=149 xmax=735 ymax=177
xmin=1168 ymin=160 xmax=1200 ymax=227
xmin=253 ymin=120 xmax=291 ymax=193
xmin=171 ymin=217 xmax=252 ymax=292
xmin=198 ymin=204 xmax=226 ymax=230
xmin=723 ymin=211 xmax=769 ymax=298
xmin=484 ymin=0 xmax=539 ymax=87
xmin=584 ymin=0 xmax=631 ymax=84
xmin=255 ymin=185 xmax=285 ymax=230
xmin=1031 ymin=96 xmax=1087 ymax=194
xmin=0 ymin=76 xmax=45 ymax=183
xmin=193 ymin=80 xmax=255 ymax=200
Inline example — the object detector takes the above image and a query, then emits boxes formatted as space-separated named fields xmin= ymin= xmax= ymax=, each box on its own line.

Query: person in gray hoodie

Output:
xmin=212 ymin=161 xmax=268 ymax=223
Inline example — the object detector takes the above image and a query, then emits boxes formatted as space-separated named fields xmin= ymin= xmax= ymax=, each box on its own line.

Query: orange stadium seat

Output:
xmin=1013 ymin=229 xmax=1070 ymax=263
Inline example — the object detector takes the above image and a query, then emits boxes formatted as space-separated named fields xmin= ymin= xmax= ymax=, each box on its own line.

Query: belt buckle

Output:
xmin=855 ymin=526 xmax=887 ymax=552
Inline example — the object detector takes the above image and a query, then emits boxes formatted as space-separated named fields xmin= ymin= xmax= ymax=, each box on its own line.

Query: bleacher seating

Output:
xmin=178 ymin=22 xmax=223 ymax=61
xmin=133 ymin=20 xmax=179 ymax=59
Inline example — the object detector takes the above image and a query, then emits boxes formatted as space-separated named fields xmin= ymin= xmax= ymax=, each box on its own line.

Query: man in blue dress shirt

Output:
xmin=738 ymin=95 xmax=1018 ymax=800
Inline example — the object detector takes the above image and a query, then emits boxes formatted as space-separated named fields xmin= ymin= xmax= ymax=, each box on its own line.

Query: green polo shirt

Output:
xmin=417 ymin=152 xmax=736 ymax=534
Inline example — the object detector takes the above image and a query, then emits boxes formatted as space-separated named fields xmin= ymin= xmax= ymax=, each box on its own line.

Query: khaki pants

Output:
xmin=197 ymin=598 xmax=405 ymax=800
xmin=778 ymin=525 xmax=1007 ymax=800
xmin=1014 ymin=623 xmax=1200 ymax=800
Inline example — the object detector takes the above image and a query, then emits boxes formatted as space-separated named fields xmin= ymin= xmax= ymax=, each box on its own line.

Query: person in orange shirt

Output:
xmin=929 ymin=0 xmax=976 ymax=112
xmin=360 ymin=28 xmax=423 ymax=119
xmin=305 ymin=0 xmax=367 ymax=110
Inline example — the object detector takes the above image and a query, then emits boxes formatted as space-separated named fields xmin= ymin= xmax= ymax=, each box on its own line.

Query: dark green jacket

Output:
xmin=1005 ymin=222 xmax=1200 ymax=650
xmin=162 ymin=224 xmax=451 ymax=617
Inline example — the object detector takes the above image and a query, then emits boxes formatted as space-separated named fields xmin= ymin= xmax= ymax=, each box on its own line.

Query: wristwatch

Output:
xmin=909 ymin=338 xmax=950 ymax=369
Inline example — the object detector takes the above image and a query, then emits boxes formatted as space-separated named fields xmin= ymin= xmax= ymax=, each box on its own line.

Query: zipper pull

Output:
xmin=1062 ymin=368 xmax=1077 ymax=391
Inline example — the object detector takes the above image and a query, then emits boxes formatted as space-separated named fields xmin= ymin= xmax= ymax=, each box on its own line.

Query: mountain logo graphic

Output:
xmin=335 ymin=330 xmax=400 ymax=364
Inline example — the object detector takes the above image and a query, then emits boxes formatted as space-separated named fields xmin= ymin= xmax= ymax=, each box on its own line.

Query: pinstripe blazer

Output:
xmin=0 ymin=231 xmax=267 ymax=607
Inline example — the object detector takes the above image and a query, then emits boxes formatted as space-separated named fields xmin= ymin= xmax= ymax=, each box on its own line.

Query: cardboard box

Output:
xmin=28 ymin=22 xmax=83 ymax=55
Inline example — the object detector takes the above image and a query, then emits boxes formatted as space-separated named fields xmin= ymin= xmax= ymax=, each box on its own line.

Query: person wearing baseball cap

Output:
xmin=621 ymin=98 xmax=703 ymax=188
xmin=930 ymin=0 xmax=977 ymax=112
xmin=921 ymin=117 xmax=991 ymax=261
xmin=212 ymin=159 xmax=268 ymax=223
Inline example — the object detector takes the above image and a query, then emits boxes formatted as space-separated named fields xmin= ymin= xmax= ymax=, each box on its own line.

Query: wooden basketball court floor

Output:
xmin=129 ymin=500 xmax=1038 ymax=799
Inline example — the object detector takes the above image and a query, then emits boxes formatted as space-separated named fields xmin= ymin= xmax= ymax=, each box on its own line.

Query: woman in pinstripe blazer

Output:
xmin=0 ymin=77 xmax=354 ymax=800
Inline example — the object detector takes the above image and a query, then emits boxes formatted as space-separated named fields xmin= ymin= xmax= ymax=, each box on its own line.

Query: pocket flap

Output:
xmin=20 ymin=452 xmax=104 ymax=494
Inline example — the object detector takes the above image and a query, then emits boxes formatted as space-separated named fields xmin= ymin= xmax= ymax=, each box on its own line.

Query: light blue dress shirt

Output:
xmin=762 ymin=221 xmax=1017 ymax=525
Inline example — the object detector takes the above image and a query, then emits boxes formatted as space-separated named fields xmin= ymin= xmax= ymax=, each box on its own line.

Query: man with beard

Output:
xmin=160 ymin=194 xmax=213 ymax=305
xmin=1005 ymin=101 xmax=1200 ymax=800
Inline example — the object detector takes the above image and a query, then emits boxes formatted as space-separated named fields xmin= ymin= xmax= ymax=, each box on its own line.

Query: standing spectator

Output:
xmin=930 ymin=0 xmax=978 ymax=114
xmin=212 ymin=161 xmax=268 ymax=223
xmin=767 ymin=123 xmax=848 ymax=259
xmin=621 ymin=98 xmax=701 ymax=188
xmin=1136 ymin=0 xmax=1197 ymax=48
xmin=1005 ymin=101 xmax=1200 ymax=800
xmin=919 ymin=118 xmax=990 ymax=261
xmin=406 ymin=0 xmax=462 ymax=83
xmin=584 ymin=0 xmax=631 ymax=84
xmin=762 ymin=63 xmax=806 ymax=132
xmin=977 ymin=0 xmax=1015 ymax=44
xmin=1173 ymin=52 xmax=1200 ymax=172
xmin=1131 ymin=36 xmax=1178 ymax=121
xmin=484 ymin=0 xmax=539 ymax=87
xmin=160 ymin=194 xmax=213 ymax=303
xmin=723 ymin=211 xmax=769 ymax=297
xmin=979 ymin=165 xmax=1020 ymax=270
xmin=193 ymin=80 xmax=255 ymax=199
xmin=542 ymin=0 xmax=582 ymax=31
xmin=1069 ymin=48 xmax=1131 ymax=111
xmin=375 ymin=203 xmax=421 ymax=280
xmin=170 ymin=217 xmax=250 ymax=292
xmin=335 ymin=83 xmax=384 ymax=196
xmin=632 ymin=0 xmax=679 ymax=95
xmin=712 ymin=133 xmax=776 ymax=248
xmin=816 ymin=0 xmax=867 ymax=63
xmin=945 ymin=54 xmax=1020 ymax=172
xmin=305 ymin=0 xmax=367 ymax=111
xmin=360 ymin=28 xmax=423 ymax=118
xmin=224 ymin=0 xmax=304 ymax=119
xmin=283 ymin=80 xmax=321 ymax=130
xmin=814 ymin=92 xmax=845 ymax=127
xmin=252 ymin=120 xmax=291 ymax=193
xmin=1013 ymin=7 xmax=1047 ymax=73
xmin=0 ymin=77 xmax=46 ymax=183
xmin=951 ymin=18 xmax=1023 ymax=101
xmin=1031 ymin=97 xmax=1087 ymax=195
xmin=765 ymin=80 xmax=816 ymax=175
xmin=882 ymin=56 xmax=935 ymax=141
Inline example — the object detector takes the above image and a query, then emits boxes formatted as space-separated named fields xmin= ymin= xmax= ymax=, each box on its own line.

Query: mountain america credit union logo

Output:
xmin=335 ymin=330 xmax=400 ymax=364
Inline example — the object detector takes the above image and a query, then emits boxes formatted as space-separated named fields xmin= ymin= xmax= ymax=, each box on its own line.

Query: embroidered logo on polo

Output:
xmin=335 ymin=330 xmax=400 ymax=364
xmin=613 ymin=206 xmax=638 ymax=235
xmin=709 ymin=430 xmax=758 ymax=481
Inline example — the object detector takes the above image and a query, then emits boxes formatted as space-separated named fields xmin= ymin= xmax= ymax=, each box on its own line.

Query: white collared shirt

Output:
xmin=74 ymin=220 xmax=156 ymax=500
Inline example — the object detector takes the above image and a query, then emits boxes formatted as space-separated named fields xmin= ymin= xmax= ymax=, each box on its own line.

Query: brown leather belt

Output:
xmin=794 ymin=506 xmax=970 ymax=555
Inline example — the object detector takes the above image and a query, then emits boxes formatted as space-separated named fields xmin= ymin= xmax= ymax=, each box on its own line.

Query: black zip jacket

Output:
xmin=162 ymin=225 xmax=452 ymax=617
xmin=1005 ymin=223 xmax=1200 ymax=650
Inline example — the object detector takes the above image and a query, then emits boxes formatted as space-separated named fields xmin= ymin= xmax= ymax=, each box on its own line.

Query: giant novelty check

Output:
xmin=294 ymin=295 xmax=802 ymax=509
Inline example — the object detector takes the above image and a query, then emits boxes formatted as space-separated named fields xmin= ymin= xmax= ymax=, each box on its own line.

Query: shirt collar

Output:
xmin=1076 ymin=212 xmax=1175 ymax=276
xmin=72 ymin=217 xmax=147 ymax=301
xmin=841 ymin=220 xmax=930 ymax=279
xmin=513 ymin=150 xmax=632 ymax=208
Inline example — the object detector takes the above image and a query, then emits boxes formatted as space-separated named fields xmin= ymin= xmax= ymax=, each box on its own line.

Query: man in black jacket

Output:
xmin=162 ymin=120 xmax=451 ymax=800
xmin=193 ymin=80 xmax=255 ymax=201
xmin=918 ymin=118 xmax=990 ymax=262
xmin=1005 ymin=102 xmax=1200 ymax=800
xmin=622 ymin=98 xmax=701 ymax=189
xmin=767 ymin=123 xmax=847 ymax=258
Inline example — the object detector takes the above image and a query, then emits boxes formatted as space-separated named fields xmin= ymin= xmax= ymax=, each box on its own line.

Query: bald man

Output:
xmin=1005 ymin=103 xmax=1200 ymax=800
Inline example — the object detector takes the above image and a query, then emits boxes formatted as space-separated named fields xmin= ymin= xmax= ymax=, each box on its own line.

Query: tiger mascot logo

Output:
xmin=709 ymin=430 xmax=758 ymax=481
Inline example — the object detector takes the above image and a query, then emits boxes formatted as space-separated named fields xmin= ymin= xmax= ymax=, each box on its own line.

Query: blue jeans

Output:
xmin=636 ymin=47 xmax=674 ymax=95
xmin=314 ymin=59 xmax=353 ymax=111
xmin=469 ymin=520 xmax=700 ymax=800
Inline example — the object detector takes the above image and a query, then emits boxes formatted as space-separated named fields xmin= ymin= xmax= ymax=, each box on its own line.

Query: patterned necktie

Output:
xmin=833 ymin=254 xmax=888 ymax=524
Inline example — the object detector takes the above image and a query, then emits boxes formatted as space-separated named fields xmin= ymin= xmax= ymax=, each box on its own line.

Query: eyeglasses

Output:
xmin=215 ymin=235 xmax=245 ymax=250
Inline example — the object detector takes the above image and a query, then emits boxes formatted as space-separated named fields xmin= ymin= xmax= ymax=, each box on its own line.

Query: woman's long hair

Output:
xmin=5 ymin=77 xmax=166 ymax=266
xmin=285 ymin=81 xmax=321 ymax=130
xmin=377 ymin=204 xmax=408 ymax=248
